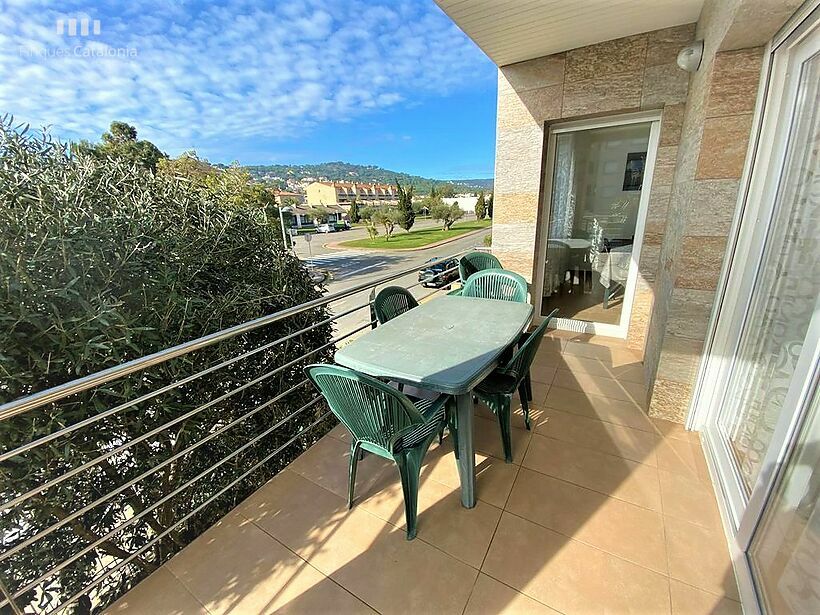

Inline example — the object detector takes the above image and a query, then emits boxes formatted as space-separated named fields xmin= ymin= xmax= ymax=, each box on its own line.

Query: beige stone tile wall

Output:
xmin=493 ymin=23 xmax=697 ymax=360
xmin=645 ymin=0 xmax=777 ymax=422
xmin=493 ymin=0 xmax=800 ymax=423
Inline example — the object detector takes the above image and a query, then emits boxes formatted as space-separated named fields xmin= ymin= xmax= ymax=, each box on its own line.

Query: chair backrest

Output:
xmin=462 ymin=268 xmax=528 ymax=303
xmin=373 ymin=286 xmax=419 ymax=324
xmin=305 ymin=364 xmax=423 ymax=453
xmin=459 ymin=251 xmax=502 ymax=282
xmin=500 ymin=309 xmax=559 ymax=382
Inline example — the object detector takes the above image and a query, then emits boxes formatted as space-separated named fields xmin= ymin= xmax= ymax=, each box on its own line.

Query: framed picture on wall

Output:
xmin=622 ymin=152 xmax=646 ymax=191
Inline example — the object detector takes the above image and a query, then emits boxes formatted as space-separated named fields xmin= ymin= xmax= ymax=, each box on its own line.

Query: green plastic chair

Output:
xmin=462 ymin=268 xmax=528 ymax=303
xmin=305 ymin=364 xmax=453 ymax=540
xmin=474 ymin=309 xmax=558 ymax=462
xmin=373 ymin=286 xmax=419 ymax=324
xmin=459 ymin=251 xmax=502 ymax=283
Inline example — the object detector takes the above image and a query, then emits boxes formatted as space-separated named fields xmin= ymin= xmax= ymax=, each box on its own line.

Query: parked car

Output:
xmin=418 ymin=257 xmax=459 ymax=288
xmin=316 ymin=223 xmax=335 ymax=233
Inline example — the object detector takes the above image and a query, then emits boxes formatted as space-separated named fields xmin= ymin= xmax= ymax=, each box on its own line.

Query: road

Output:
xmin=291 ymin=218 xmax=490 ymax=341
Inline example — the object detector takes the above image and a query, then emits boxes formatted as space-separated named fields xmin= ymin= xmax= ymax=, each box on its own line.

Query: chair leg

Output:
xmin=448 ymin=399 xmax=459 ymax=460
xmin=496 ymin=395 xmax=513 ymax=463
xmin=348 ymin=441 xmax=362 ymax=509
xmin=525 ymin=373 xmax=533 ymax=401
xmin=518 ymin=382 xmax=531 ymax=430
xmin=394 ymin=448 xmax=424 ymax=540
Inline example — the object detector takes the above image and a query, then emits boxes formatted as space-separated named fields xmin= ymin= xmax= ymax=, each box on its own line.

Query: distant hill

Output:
xmin=241 ymin=161 xmax=493 ymax=194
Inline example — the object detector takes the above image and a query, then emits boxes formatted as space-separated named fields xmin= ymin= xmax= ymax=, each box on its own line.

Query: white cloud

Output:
xmin=0 ymin=0 xmax=494 ymax=156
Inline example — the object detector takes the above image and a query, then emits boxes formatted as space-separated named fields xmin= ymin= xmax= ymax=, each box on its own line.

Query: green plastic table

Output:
xmin=334 ymin=294 xmax=533 ymax=508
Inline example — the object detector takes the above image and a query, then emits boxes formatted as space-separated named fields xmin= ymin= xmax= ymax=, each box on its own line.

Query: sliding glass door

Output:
xmin=694 ymin=8 xmax=819 ymax=613
xmin=535 ymin=114 xmax=660 ymax=337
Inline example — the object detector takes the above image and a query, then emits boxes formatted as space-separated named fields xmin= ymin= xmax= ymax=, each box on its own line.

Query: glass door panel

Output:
xmin=540 ymin=122 xmax=652 ymax=331
xmin=750 ymin=388 xmax=820 ymax=613
xmin=715 ymin=49 xmax=820 ymax=495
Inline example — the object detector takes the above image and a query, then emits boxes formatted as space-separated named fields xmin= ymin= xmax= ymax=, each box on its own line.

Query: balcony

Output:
xmin=108 ymin=333 xmax=738 ymax=615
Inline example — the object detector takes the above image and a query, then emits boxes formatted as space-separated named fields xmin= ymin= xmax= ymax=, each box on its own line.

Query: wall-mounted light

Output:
xmin=677 ymin=40 xmax=704 ymax=72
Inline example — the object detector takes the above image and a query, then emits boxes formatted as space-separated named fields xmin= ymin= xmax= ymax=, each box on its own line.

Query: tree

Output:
xmin=438 ymin=184 xmax=456 ymax=198
xmin=486 ymin=193 xmax=494 ymax=219
xmin=395 ymin=180 xmax=415 ymax=232
xmin=371 ymin=208 xmax=399 ymax=240
xmin=348 ymin=199 xmax=361 ymax=223
xmin=431 ymin=203 xmax=465 ymax=230
xmin=365 ymin=221 xmax=379 ymax=240
xmin=0 ymin=118 xmax=335 ymax=613
xmin=76 ymin=121 xmax=167 ymax=172
xmin=475 ymin=191 xmax=486 ymax=219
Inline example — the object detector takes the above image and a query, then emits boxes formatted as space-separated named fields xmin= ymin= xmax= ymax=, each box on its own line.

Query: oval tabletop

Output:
xmin=335 ymin=295 xmax=533 ymax=395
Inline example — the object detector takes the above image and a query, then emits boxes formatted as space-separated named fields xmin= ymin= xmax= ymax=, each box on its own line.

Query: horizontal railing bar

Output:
xmin=0 ymin=248 xmax=471 ymax=420
xmin=0 ymin=321 xmax=371 ymax=513
xmin=0 ymin=299 xmax=370 ymax=464
xmin=10 ymin=395 xmax=327 ymax=602
xmin=0 ymin=378 xmax=310 ymax=564
xmin=47 ymin=409 xmax=332 ymax=615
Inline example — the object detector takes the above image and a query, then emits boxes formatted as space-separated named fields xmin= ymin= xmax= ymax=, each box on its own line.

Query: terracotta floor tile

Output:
xmin=421 ymin=440 xmax=519 ymax=509
xmin=562 ymin=340 xmax=642 ymax=365
xmin=327 ymin=423 xmax=351 ymax=442
xmin=665 ymin=515 xmax=739 ymax=599
xmin=464 ymin=574 xmax=561 ymax=615
xmin=107 ymin=567 xmax=208 ymax=614
xmin=669 ymin=580 xmax=742 ymax=615
xmin=530 ymin=380 xmax=551 ymax=405
xmin=523 ymin=434 xmax=662 ymax=511
xmin=473 ymin=414 xmax=532 ymax=464
xmin=539 ymin=353 xmax=645 ymax=384
xmin=507 ymin=468 xmax=667 ymax=573
xmin=659 ymin=470 xmax=722 ymax=529
xmin=482 ymin=513 xmax=671 ymax=615
xmin=166 ymin=512 xmax=371 ymax=615
xmin=544 ymin=386 xmax=654 ymax=431
xmin=529 ymin=362 xmax=557 ymax=384
xmin=657 ymin=438 xmax=711 ymax=483
xmin=553 ymin=369 xmax=647 ymax=405
xmin=359 ymin=471 xmax=502 ymax=568
xmin=330 ymin=525 xmax=478 ymax=615
xmin=652 ymin=418 xmax=700 ymax=443
xmin=535 ymin=407 xmax=660 ymax=465
xmin=287 ymin=433 xmax=392 ymax=501
xmin=237 ymin=469 xmax=392 ymax=575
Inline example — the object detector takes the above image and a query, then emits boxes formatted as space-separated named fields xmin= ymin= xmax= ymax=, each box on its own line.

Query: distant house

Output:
xmin=283 ymin=203 xmax=347 ymax=229
xmin=305 ymin=181 xmax=398 ymax=209
xmin=273 ymin=190 xmax=305 ymax=206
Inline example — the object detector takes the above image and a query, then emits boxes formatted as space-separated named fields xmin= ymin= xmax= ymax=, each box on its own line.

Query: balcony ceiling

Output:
xmin=435 ymin=0 xmax=704 ymax=66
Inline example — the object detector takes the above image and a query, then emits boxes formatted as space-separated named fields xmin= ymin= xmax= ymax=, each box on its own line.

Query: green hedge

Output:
xmin=0 ymin=118 xmax=335 ymax=613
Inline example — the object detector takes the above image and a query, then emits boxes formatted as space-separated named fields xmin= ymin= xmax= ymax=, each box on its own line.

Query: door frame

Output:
xmin=688 ymin=4 xmax=820 ymax=611
xmin=532 ymin=110 xmax=662 ymax=338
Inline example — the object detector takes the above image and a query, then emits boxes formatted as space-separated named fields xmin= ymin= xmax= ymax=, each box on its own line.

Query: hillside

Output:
xmin=242 ymin=161 xmax=493 ymax=193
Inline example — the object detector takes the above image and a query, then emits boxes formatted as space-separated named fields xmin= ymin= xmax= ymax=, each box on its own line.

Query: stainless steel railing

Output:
xmin=0 ymin=248 xmax=470 ymax=614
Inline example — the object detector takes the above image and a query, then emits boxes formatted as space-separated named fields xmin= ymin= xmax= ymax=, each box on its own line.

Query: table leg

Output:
xmin=455 ymin=392 xmax=476 ymax=508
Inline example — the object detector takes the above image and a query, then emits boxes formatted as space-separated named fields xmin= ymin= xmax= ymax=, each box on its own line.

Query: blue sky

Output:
xmin=0 ymin=0 xmax=498 ymax=179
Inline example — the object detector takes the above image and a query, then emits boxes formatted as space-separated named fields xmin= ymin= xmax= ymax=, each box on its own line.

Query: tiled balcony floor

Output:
xmin=110 ymin=334 xmax=741 ymax=615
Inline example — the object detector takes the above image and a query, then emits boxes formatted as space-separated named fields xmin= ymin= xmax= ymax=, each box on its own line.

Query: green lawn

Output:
xmin=339 ymin=218 xmax=492 ymax=250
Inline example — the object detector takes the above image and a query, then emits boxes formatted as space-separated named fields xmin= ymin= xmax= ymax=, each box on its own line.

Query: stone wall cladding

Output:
xmin=645 ymin=0 xmax=769 ymax=421
xmin=493 ymin=23 xmax=697 ymax=366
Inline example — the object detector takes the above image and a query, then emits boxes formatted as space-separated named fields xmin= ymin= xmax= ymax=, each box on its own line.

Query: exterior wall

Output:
xmin=305 ymin=182 xmax=338 ymax=206
xmin=644 ymin=0 xmax=801 ymax=422
xmin=493 ymin=23 xmax=696 ymax=355
xmin=492 ymin=0 xmax=802 ymax=422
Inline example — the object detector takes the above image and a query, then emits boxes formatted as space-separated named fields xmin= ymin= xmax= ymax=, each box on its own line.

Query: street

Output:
xmin=291 ymin=217 xmax=490 ymax=340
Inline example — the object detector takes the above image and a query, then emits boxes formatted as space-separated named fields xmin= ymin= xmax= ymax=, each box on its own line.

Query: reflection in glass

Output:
xmin=716 ymin=52 xmax=820 ymax=493
xmin=541 ymin=123 xmax=651 ymax=325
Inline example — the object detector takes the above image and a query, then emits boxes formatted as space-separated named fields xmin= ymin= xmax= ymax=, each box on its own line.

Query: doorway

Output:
xmin=534 ymin=113 xmax=660 ymax=337
xmin=693 ymin=7 xmax=819 ymax=612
